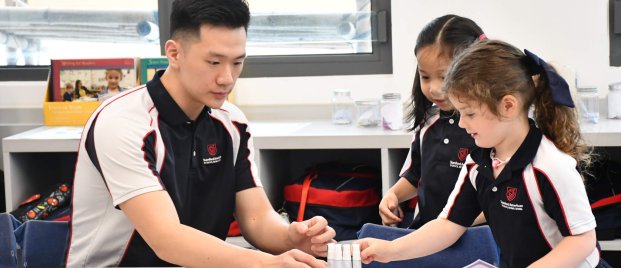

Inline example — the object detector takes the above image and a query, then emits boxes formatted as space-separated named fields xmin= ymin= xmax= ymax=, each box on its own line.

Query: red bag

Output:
xmin=283 ymin=162 xmax=382 ymax=241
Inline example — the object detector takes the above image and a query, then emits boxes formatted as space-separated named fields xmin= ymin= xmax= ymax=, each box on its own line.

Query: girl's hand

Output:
xmin=357 ymin=238 xmax=394 ymax=264
xmin=378 ymin=192 xmax=403 ymax=225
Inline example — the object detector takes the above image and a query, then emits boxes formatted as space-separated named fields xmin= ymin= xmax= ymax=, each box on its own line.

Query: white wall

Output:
xmin=1 ymin=0 xmax=619 ymax=107
xmin=234 ymin=0 xmax=621 ymax=106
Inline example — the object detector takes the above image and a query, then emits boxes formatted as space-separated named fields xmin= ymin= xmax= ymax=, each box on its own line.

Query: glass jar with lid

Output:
xmin=381 ymin=93 xmax=403 ymax=130
xmin=355 ymin=99 xmax=380 ymax=127
xmin=608 ymin=82 xmax=621 ymax=119
xmin=332 ymin=89 xmax=354 ymax=124
xmin=577 ymin=87 xmax=599 ymax=124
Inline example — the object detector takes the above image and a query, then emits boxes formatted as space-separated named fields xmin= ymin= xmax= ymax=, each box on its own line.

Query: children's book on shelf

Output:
xmin=50 ymin=58 xmax=138 ymax=102
xmin=45 ymin=58 xmax=138 ymax=126
xmin=139 ymin=57 xmax=168 ymax=85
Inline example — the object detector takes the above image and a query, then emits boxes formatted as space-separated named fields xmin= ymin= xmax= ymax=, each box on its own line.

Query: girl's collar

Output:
xmin=490 ymin=148 xmax=511 ymax=169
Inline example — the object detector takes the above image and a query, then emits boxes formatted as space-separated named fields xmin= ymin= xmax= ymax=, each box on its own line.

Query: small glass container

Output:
xmin=608 ymin=82 xmax=621 ymax=119
xmin=332 ymin=89 xmax=354 ymax=125
xmin=577 ymin=87 xmax=599 ymax=124
xmin=381 ymin=93 xmax=403 ymax=130
xmin=355 ymin=99 xmax=380 ymax=127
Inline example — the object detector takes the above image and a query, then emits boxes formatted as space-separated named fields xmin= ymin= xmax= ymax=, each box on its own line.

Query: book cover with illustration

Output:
xmin=139 ymin=57 xmax=168 ymax=85
xmin=50 ymin=58 xmax=137 ymax=102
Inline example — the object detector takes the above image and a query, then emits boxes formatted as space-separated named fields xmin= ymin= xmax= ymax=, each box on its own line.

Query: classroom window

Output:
xmin=158 ymin=0 xmax=393 ymax=77
xmin=0 ymin=0 xmax=160 ymax=66
xmin=0 ymin=0 xmax=392 ymax=80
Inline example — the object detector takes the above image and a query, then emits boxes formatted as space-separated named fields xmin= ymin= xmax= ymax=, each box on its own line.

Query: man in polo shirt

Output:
xmin=65 ymin=0 xmax=335 ymax=267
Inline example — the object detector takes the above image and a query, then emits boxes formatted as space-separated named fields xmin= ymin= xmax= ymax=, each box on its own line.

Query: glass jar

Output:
xmin=381 ymin=93 xmax=403 ymax=130
xmin=577 ymin=87 xmax=599 ymax=124
xmin=332 ymin=89 xmax=354 ymax=124
xmin=608 ymin=82 xmax=621 ymax=119
xmin=355 ymin=99 xmax=380 ymax=127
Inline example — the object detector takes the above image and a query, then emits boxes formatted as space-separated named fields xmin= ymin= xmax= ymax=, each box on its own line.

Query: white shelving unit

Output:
xmin=4 ymin=118 xmax=621 ymax=251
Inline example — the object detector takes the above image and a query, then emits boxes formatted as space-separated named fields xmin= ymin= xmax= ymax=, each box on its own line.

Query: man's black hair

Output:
xmin=170 ymin=0 xmax=250 ymax=39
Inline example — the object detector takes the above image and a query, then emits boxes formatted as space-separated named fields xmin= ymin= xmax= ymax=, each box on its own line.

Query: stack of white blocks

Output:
xmin=327 ymin=243 xmax=362 ymax=268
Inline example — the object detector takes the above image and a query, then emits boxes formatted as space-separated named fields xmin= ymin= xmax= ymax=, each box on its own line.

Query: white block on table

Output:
xmin=351 ymin=243 xmax=361 ymax=261
xmin=342 ymin=244 xmax=352 ymax=260
xmin=328 ymin=243 xmax=338 ymax=260
xmin=342 ymin=244 xmax=353 ymax=268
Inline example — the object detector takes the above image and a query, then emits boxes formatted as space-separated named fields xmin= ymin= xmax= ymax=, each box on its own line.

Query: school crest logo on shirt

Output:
xmin=457 ymin=148 xmax=469 ymax=161
xmin=506 ymin=187 xmax=518 ymax=201
xmin=207 ymin=144 xmax=217 ymax=156
xmin=203 ymin=144 xmax=222 ymax=165
xmin=450 ymin=148 xmax=469 ymax=169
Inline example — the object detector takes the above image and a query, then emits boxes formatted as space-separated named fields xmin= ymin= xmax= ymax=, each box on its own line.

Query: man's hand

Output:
xmin=259 ymin=249 xmax=327 ymax=268
xmin=288 ymin=216 xmax=336 ymax=257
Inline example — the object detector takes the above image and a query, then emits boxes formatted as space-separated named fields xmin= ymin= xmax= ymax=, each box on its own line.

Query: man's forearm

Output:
xmin=149 ymin=222 xmax=269 ymax=267
xmin=239 ymin=210 xmax=294 ymax=254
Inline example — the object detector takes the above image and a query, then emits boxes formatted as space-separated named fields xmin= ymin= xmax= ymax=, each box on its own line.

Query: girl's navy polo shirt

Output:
xmin=440 ymin=122 xmax=598 ymax=267
xmin=400 ymin=109 xmax=476 ymax=228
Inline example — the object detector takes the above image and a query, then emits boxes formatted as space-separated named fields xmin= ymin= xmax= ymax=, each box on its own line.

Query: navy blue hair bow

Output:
xmin=523 ymin=49 xmax=575 ymax=108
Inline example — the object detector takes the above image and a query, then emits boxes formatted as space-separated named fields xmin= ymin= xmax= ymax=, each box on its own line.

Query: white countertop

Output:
xmin=3 ymin=118 xmax=621 ymax=152
xmin=579 ymin=118 xmax=621 ymax=146
xmin=249 ymin=121 xmax=412 ymax=149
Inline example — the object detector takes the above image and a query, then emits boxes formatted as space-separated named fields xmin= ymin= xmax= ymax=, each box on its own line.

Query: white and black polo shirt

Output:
xmin=439 ymin=121 xmax=599 ymax=267
xmin=66 ymin=70 xmax=261 ymax=267
xmin=400 ymin=108 xmax=476 ymax=228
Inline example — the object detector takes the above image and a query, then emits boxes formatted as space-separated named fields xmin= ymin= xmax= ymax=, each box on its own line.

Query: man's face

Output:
xmin=176 ymin=25 xmax=246 ymax=109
